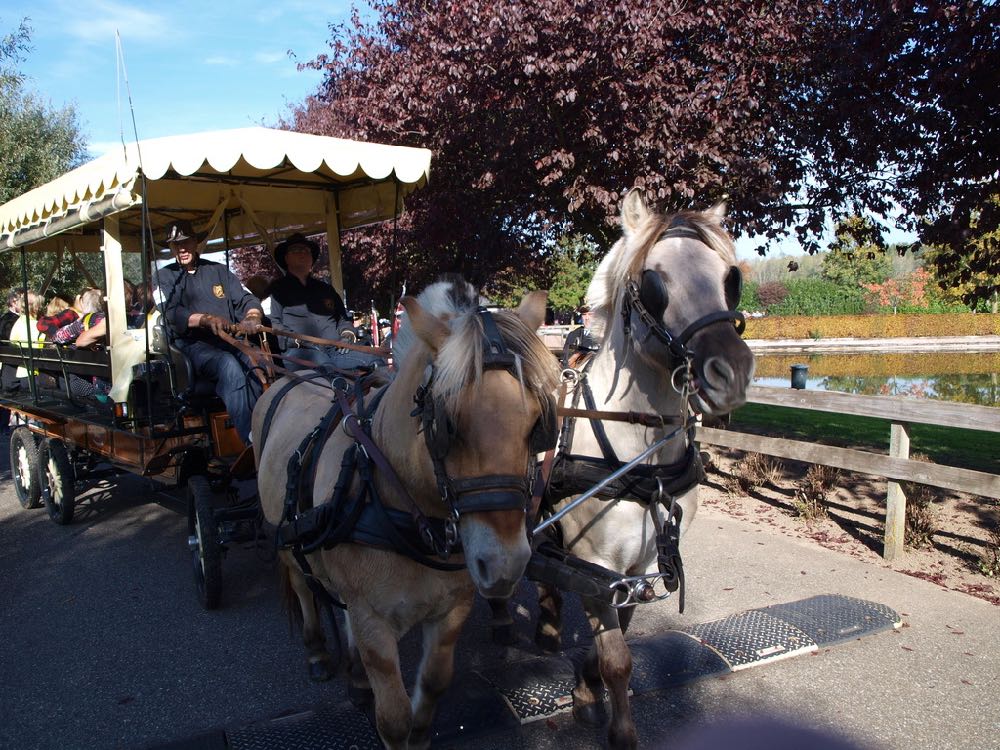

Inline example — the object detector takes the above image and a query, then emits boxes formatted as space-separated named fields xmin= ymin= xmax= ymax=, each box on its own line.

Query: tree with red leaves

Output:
xmin=293 ymin=0 xmax=998 ymax=307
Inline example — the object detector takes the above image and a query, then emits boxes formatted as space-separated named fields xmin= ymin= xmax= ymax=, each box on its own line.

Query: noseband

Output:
xmin=622 ymin=225 xmax=746 ymax=364
xmin=413 ymin=307 xmax=556 ymax=524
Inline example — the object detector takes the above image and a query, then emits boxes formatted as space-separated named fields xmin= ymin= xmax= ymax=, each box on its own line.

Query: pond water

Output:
xmin=752 ymin=350 xmax=1000 ymax=407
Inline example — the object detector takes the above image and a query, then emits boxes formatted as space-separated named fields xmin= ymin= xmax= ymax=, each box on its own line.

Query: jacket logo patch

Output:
xmin=324 ymin=298 xmax=335 ymax=311
xmin=212 ymin=284 xmax=225 ymax=299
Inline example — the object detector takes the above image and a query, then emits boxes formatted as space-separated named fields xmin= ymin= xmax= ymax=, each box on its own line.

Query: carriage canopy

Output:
xmin=0 ymin=126 xmax=432 ymax=260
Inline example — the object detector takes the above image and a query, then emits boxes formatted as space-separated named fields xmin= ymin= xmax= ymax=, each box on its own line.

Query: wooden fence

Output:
xmin=696 ymin=386 xmax=1000 ymax=561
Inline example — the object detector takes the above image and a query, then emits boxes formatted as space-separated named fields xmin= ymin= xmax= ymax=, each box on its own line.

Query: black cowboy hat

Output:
xmin=163 ymin=219 xmax=207 ymax=244
xmin=274 ymin=233 xmax=320 ymax=272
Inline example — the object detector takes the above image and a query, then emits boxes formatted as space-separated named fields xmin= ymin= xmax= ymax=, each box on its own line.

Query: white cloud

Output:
xmin=205 ymin=55 xmax=239 ymax=66
xmin=61 ymin=0 xmax=170 ymax=44
xmin=254 ymin=51 xmax=287 ymax=65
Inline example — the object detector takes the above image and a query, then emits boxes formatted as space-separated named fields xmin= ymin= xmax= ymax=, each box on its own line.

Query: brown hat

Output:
xmin=164 ymin=220 xmax=206 ymax=244
xmin=274 ymin=233 xmax=320 ymax=272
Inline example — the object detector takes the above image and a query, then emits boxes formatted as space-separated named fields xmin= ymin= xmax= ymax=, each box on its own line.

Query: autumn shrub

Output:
xmin=757 ymin=281 xmax=789 ymax=309
xmin=793 ymin=464 xmax=840 ymax=522
xmin=975 ymin=526 xmax=1000 ymax=577
xmin=901 ymin=454 xmax=938 ymax=549
xmin=726 ymin=451 xmax=782 ymax=494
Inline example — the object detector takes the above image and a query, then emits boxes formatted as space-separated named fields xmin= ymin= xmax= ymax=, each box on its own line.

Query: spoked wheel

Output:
xmin=40 ymin=439 xmax=75 ymax=525
xmin=187 ymin=475 xmax=222 ymax=610
xmin=9 ymin=427 xmax=41 ymax=509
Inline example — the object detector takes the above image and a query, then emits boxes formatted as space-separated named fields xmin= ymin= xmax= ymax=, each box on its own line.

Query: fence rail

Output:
xmin=695 ymin=386 xmax=1000 ymax=561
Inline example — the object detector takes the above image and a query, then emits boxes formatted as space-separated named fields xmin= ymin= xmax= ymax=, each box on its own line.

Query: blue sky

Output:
xmin=12 ymin=0 xmax=344 ymax=156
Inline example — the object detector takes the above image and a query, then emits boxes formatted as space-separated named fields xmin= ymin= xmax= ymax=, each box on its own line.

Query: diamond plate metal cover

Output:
xmin=628 ymin=630 xmax=730 ymax=694
xmin=431 ymin=671 xmax=520 ymax=742
xmin=685 ymin=609 xmax=816 ymax=670
xmin=226 ymin=705 xmax=380 ymax=750
xmin=763 ymin=594 xmax=901 ymax=647
xmin=477 ymin=655 xmax=578 ymax=724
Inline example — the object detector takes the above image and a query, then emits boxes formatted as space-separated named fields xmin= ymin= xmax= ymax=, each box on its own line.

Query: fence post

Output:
xmin=883 ymin=422 xmax=910 ymax=561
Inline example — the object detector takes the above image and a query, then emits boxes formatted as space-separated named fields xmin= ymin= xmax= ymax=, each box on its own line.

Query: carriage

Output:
xmin=2 ymin=133 xmax=755 ymax=748
xmin=0 ymin=126 xmax=431 ymax=607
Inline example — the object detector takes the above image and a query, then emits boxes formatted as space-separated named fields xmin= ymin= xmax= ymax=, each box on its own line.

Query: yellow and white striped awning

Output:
xmin=0 ymin=127 xmax=432 ymax=252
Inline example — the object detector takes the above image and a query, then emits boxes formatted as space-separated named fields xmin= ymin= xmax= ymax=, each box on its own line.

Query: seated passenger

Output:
xmin=36 ymin=294 xmax=78 ymax=340
xmin=268 ymin=234 xmax=385 ymax=373
xmin=159 ymin=220 xmax=264 ymax=445
xmin=8 ymin=291 xmax=45 ymax=381
xmin=53 ymin=288 xmax=105 ymax=345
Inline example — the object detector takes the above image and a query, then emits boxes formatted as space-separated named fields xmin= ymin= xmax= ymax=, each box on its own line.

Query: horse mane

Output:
xmin=393 ymin=275 xmax=560 ymax=419
xmin=587 ymin=206 xmax=737 ymax=336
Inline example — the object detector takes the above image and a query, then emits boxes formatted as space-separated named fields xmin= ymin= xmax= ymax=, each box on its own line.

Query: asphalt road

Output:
xmin=1 ymin=432 xmax=997 ymax=750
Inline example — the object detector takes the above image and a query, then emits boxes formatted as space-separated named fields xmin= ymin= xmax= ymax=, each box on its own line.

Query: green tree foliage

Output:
xmin=767 ymin=278 xmax=865 ymax=316
xmin=821 ymin=217 xmax=892 ymax=289
xmin=0 ymin=19 xmax=89 ymax=294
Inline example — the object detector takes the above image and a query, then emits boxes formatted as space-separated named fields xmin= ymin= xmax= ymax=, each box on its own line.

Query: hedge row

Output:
xmin=753 ymin=351 xmax=1000 ymax=378
xmin=743 ymin=313 xmax=1000 ymax=340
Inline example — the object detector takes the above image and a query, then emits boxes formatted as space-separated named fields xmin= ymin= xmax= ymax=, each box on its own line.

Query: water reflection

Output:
xmin=753 ymin=351 xmax=1000 ymax=407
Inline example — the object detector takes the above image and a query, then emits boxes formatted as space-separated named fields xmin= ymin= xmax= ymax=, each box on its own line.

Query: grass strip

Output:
xmin=729 ymin=403 xmax=1000 ymax=475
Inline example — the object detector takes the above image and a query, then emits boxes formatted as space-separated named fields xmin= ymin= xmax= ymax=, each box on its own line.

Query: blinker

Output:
xmin=639 ymin=270 xmax=668 ymax=321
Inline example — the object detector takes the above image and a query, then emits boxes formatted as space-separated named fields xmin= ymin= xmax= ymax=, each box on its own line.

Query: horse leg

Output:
xmin=572 ymin=602 xmax=637 ymax=750
xmin=409 ymin=595 xmax=474 ymax=749
xmin=279 ymin=553 xmax=337 ymax=682
xmin=534 ymin=582 xmax=563 ymax=653
xmin=349 ymin=609 xmax=411 ymax=750
xmin=487 ymin=596 xmax=516 ymax=646
xmin=342 ymin=617 xmax=374 ymax=711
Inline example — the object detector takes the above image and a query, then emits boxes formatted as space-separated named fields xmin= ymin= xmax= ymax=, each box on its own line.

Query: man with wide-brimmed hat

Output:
xmin=158 ymin=219 xmax=264 ymax=444
xmin=268 ymin=233 xmax=384 ymax=372
xmin=562 ymin=303 xmax=599 ymax=365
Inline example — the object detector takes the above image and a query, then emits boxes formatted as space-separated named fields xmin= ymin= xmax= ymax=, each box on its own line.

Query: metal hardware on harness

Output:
xmin=533 ymin=422 xmax=689 ymax=536
xmin=654 ymin=479 xmax=686 ymax=613
xmin=607 ymin=571 xmax=677 ymax=609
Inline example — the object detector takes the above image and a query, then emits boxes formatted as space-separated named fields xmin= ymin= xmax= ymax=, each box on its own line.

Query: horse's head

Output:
xmin=395 ymin=279 xmax=560 ymax=598
xmin=590 ymin=190 xmax=755 ymax=415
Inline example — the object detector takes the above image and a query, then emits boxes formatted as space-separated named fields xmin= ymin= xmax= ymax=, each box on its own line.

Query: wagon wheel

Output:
xmin=188 ymin=475 xmax=222 ymax=610
xmin=9 ymin=427 xmax=41 ymax=509
xmin=40 ymin=439 xmax=76 ymax=525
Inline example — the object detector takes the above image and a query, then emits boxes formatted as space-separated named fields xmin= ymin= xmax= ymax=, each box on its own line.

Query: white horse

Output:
xmin=500 ymin=191 xmax=755 ymax=749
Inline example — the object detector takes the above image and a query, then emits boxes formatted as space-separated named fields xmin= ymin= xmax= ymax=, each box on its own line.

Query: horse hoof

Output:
xmin=307 ymin=658 xmax=335 ymax=683
xmin=492 ymin=623 xmax=516 ymax=646
xmin=572 ymin=698 xmax=608 ymax=727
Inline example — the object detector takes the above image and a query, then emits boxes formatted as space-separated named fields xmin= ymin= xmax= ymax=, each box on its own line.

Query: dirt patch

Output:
xmin=699 ymin=446 xmax=1000 ymax=606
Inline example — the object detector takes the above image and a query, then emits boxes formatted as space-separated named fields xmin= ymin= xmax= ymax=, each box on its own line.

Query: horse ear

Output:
xmin=621 ymin=189 xmax=650 ymax=234
xmin=705 ymin=201 xmax=728 ymax=224
xmin=515 ymin=290 xmax=548 ymax=331
xmin=401 ymin=295 xmax=449 ymax=352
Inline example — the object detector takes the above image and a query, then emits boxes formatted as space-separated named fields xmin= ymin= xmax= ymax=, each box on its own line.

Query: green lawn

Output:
xmin=729 ymin=403 xmax=1000 ymax=474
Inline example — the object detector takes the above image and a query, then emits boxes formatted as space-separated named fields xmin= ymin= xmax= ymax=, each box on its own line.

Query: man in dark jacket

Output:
xmin=158 ymin=220 xmax=263 ymax=444
xmin=268 ymin=233 xmax=384 ymax=372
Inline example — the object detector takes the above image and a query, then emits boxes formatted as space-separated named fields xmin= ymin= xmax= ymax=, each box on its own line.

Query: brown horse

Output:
xmin=495 ymin=191 xmax=755 ymax=749
xmin=253 ymin=276 xmax=560 ymax=749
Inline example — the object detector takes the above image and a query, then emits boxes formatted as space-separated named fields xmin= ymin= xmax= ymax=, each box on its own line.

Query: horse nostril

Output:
xmin=704 ymin=356 xmax=735 ymax=388
xmin=475 ymin=557 xmax=490 ymax=583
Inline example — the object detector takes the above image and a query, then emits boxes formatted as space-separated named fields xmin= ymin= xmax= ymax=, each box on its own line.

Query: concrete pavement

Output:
xmin=1 ymin=445 xmax=996 ymax=750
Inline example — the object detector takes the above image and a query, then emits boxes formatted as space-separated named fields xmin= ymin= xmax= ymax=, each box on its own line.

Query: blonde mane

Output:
xmin=393 ymin=277 xmax=560 ymax=420
xmin=587 ymin=206 xmax=737 ymax=336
